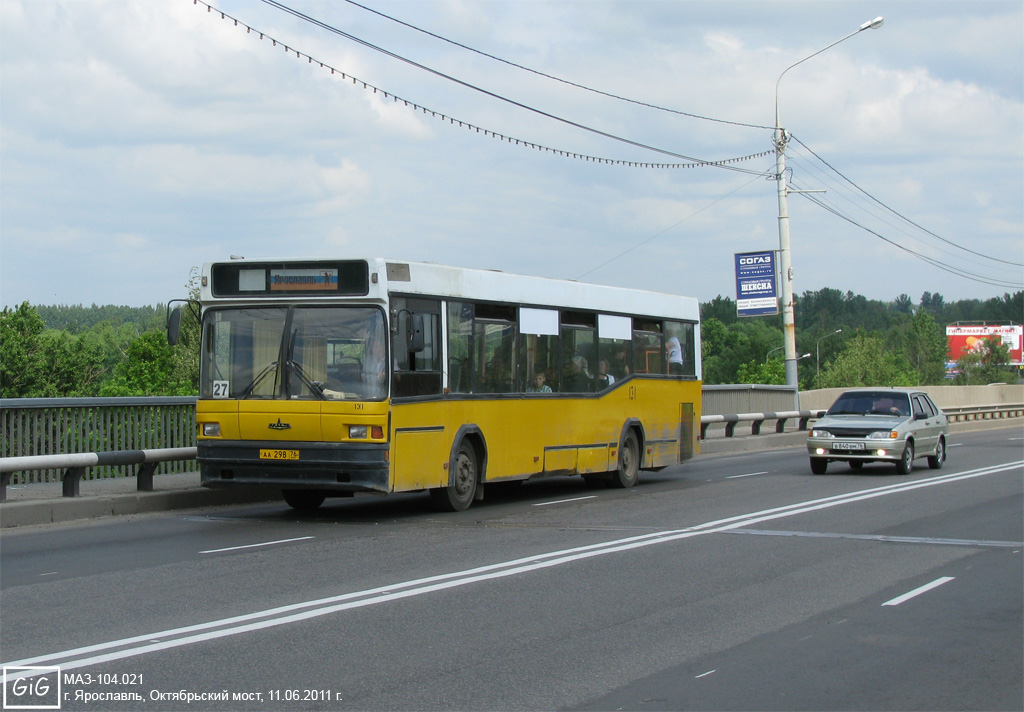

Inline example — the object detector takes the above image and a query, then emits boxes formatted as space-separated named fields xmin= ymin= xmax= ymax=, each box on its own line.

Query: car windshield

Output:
xmin=200 ymin=306 xmax=388 ymax=400
xmin=827 ymin=391 xmax=910 ymax=416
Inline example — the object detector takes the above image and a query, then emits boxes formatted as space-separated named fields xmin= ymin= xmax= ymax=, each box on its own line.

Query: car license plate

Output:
xmin=832 ymin=442 xmax=864 ymax=451
xmin=259 ymin=449 xmax=299 ymax=460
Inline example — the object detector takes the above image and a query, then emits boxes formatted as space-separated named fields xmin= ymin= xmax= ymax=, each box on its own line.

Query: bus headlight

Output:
xmin=349 ymin=425 xmax=368 ymax=439
xmin=202 ymin=422 xmax=221 ymax=437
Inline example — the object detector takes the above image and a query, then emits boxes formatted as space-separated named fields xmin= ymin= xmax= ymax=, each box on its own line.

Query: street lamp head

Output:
xmin=861 ymin=17 xmax=884 ymax=31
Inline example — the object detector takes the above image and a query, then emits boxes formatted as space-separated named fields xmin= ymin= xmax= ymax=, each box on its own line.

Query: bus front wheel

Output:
xmin=430 ymin=442 xmax=478 ymax=512
xmin=609 ymin=431 xmax=640 ymax=488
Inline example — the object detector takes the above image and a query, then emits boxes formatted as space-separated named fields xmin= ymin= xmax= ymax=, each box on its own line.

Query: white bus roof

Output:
xmin=203 ymin=257 xmax=700 ymax=323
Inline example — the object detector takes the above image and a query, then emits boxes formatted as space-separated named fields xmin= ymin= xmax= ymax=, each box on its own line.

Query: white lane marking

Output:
xmin=533 ymin=496 xmax=597 ymax=507
xmin=38 ymin=572 xmax=58 ymax=577
xmin=727 ymin=471 xmax=768 ymax=479
xmin=882 ymin=577 xmax=956 ymax=606
xmin=6 ymin=461 xmax=1020 ymax=673
xmin=695 ymin=670 xmax=716 ymax=679
xmin=199 ymin=536 xmax=314 ymax=554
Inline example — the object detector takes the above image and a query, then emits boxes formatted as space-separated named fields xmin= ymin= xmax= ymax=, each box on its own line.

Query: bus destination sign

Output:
xmin=211 ymin=260 xmax=370 ymax=297
xmin=270 ymin=268 xmax=337 ymax=291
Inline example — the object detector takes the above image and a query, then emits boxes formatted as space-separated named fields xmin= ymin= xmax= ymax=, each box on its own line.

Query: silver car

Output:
xmin=807 ymin=388 xmax=948 ymax=475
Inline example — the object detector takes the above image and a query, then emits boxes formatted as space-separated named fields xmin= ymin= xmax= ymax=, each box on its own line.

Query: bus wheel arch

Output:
xmin=429 ymin=426 xmax=486 ymax=512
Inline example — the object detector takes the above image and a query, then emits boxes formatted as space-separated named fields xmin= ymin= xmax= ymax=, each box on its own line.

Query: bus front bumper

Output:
xmin=197 ymin=440 xmax=390 ymax=493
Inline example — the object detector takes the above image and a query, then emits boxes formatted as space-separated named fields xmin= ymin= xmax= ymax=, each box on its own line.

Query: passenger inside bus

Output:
xmin=526 ymin=371 xmax=552 ymax=393
xmin=565 ymin=355 xmax=593 ymax=392
xmin=594 ymin=359 xmax=616 ymax=390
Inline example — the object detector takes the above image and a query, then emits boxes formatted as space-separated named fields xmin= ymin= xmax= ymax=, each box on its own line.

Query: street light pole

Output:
xmin=774 ymin=17 xmax=883 ymax=406
xmin=816 ymin=328 xmax=843 ymax=385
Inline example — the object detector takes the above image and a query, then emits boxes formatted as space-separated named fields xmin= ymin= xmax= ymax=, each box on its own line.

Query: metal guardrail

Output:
xmin=943 ymin=404 xmax=1024 ymax=422
xmin=1 ymin=400 xmax=1019 ymax=502
xmin=0 ymin=448 xmax=197 ymax=501
xmin=700 ymin=410 xmax=826 ymax=439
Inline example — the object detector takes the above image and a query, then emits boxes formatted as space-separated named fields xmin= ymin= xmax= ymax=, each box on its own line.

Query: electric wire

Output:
xmin=790 ymin=178 xmax=1022 ymax=289
xmin=576 ymin=171 xmax=769 ymax=280
xmin=197 ymin=0 xmax=1020 ymax=291
xmin=791 ymin=134 xmax=1022 ymax=268
xmin=252 ymin=0 xmax=769 ymax=173
xmin=786 ymin=150 xmax=1022 ymax=283
xmin=339 ymin=0 xmax=774 ymax=131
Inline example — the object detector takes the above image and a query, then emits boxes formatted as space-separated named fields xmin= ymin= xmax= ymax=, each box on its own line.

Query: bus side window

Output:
xmin=447 ymin=301 xmax=473 ymax=394
xmin=560 ymin=324 xmax=596 ymax=393
xmin=633 ymin=320 xmax=663 ymax=375
xmin=392 ymin=297 xmax=442 ymax=397
xmin=664 ymin=320 xmax=695 ymax=377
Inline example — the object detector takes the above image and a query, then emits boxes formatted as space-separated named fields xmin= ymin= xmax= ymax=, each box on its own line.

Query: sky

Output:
xmin=1 ymin=0 xmax=1022 ymax=311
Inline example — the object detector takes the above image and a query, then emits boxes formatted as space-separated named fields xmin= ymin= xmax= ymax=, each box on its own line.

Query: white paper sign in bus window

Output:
xmin=519 ymin=308 xmax=559 ymax=336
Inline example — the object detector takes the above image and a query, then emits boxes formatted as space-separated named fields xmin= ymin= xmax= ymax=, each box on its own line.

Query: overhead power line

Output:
xmin=791 ymin=135 xmax=1023 ymax=268
xmin=234 ymin=0 xmax=769 ymax=173
xmin=340 ymin=0 xmax=774 ymax=132
xmin=790 ymin=176 xmax=1022 ymax=289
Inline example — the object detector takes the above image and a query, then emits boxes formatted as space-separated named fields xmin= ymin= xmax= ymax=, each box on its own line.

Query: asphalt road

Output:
xmin=1 ymin=426 xmax=1021 ymax=711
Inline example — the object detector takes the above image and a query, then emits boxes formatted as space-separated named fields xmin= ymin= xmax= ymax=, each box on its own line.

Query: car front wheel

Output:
xmin=810 ymin=458 xmax=828 ymax=475
xmin=895 ymin=442 xmax=914 ymax=474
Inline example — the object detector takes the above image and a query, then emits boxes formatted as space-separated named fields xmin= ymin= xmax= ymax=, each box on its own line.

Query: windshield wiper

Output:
xmin=286 ymin=360 xmax=326 ymax=399
xmin=237 ymin=361 xmax=279 ymax=399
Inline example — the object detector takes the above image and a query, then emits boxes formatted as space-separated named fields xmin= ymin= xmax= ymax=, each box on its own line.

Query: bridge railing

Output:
xmin=1 ymin=397 xmax=196 ymax=482
xmin=1 ymin=396 xmax=1020 ymax=501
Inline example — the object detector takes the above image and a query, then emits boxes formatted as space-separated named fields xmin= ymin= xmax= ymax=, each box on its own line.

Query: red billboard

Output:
xmin=946 ymin=324 xmax=1024 ymax=366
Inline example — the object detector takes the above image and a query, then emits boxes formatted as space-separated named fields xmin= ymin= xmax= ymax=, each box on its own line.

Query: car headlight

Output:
xmin=810 ymin=429 xmax=833 ymax=438
xmin=868 ymin=430 xmax=899 ymax=439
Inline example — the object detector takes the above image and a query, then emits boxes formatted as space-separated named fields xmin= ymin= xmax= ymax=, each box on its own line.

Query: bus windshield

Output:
xmin=200 ymin=306 xmax=388 ymax=401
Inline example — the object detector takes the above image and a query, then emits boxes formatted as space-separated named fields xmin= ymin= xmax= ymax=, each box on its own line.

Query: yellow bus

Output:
xmin=170 ymin=258 xmax=701 ymax=511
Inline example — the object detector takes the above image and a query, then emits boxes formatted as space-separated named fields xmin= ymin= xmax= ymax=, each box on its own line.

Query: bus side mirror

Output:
xmin=167 ymin=307 xmax=182 ymax=346
xmin=408 ymin=314 xmax=425 ymax=353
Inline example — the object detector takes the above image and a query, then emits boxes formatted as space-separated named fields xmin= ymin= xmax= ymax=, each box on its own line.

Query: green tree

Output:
xmin=0 ymin=302 xmax=107 ymax=397
xmin=818 ymin=334 xmax=917 ymax=388
xmin=36 ymin=329 xmax=106 ymax=396
xmin=953 ymin=335 xmax=1012 ymax=385
xmin=893 ymin=293 xmax=913 ymax=314
xmin=700 ymin=295 xmax=739 ymax=326
xmin=736 ymin=359 xmax=785 ymax=385
xmin=100 ymin=331 xmax=194 ymax=396
xmin=889 ymin=311 xmax=949 ymax=385
xmin=700 ymin=317 xmax=783 ymax=385
xmin=0 ymin=302 xmax=46 ymax=397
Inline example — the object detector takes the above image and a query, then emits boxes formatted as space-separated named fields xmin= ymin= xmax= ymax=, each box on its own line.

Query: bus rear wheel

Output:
xmin=430 ymin=442 xmax=478 ymax=512
xmin=609 ymin=431 xmax=640 ymax=488
xmin=283 ymin=490 xmax=326 ymax=511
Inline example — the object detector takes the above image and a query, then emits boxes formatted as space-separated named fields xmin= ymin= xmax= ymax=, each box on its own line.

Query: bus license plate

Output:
xmin=260 ymin=449 xmax=299 ymax=460
xmin=833 ymin=442 xmax=864 ymax=451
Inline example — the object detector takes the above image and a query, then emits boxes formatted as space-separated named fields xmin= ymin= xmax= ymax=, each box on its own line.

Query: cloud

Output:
xmin=1 ymin=0 xmax=1021 ymax=309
